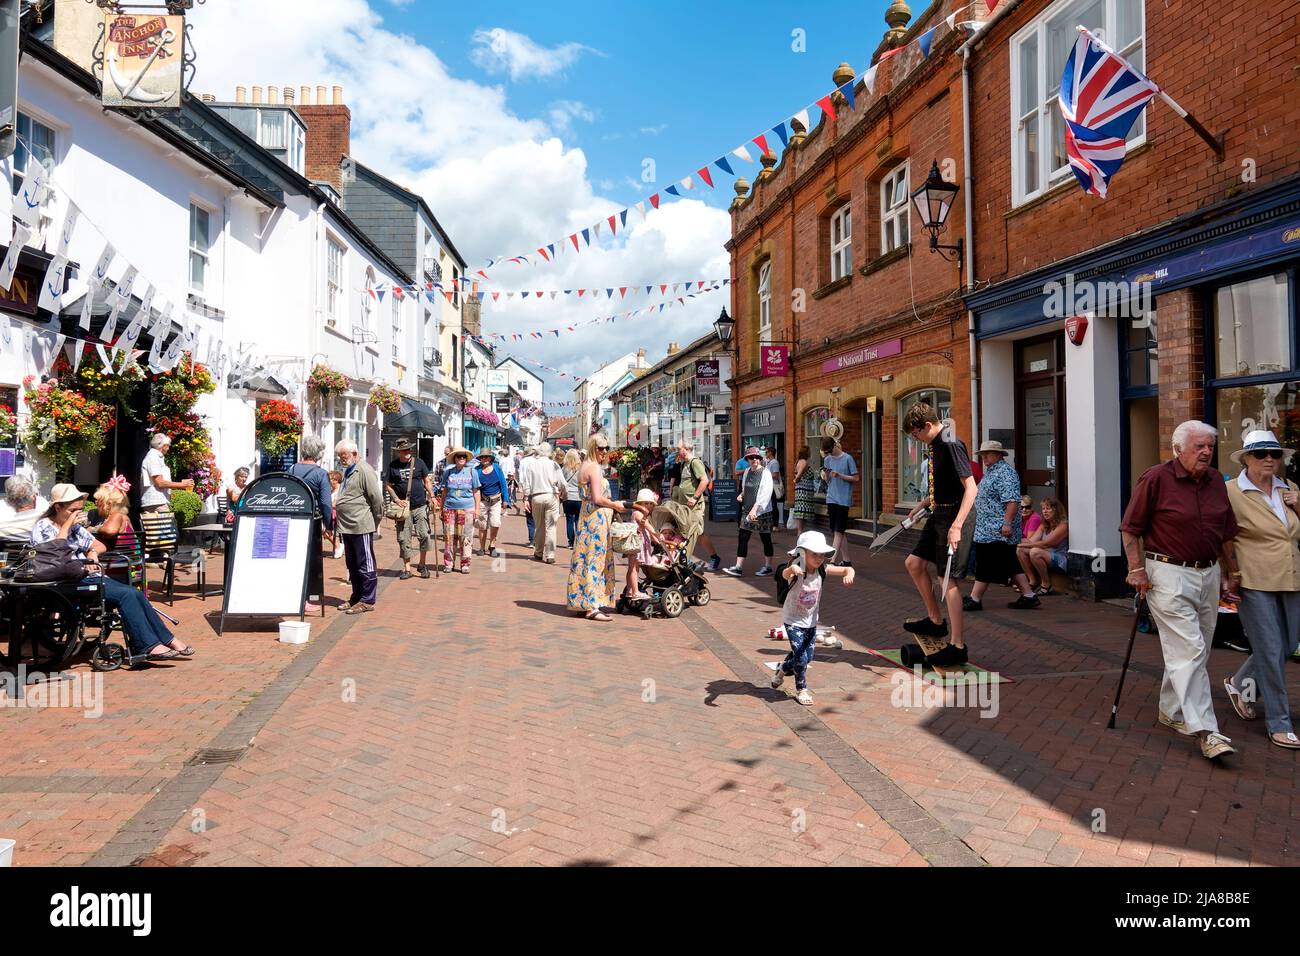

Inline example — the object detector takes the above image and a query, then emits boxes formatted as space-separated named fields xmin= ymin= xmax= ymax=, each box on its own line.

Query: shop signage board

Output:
xmin=742 ymin=404 xmax=785 ymax=434
xmin=710 ymin=477 xmax=739 ymax=521
xmin=760 ymin=346 xmax=789 ymax=377
xmin=486 ymin=369 xmax=509 ymax=392
xmin=220 ymin=472 xmax=322 ymax=633
xmin=695 ymin=359 xmax=720 ymax=394
xmin=821 ymin=338 xmax=903 ymax=374
xmin=494 ymin=395 xmax=511 ymax=414
xmin=101 ymin=12 xmax=185 ymax=109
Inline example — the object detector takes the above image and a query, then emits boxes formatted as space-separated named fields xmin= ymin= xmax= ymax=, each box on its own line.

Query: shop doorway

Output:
xmin=860 ymin=402 xmax=883 ymax=527
xmin=1015 ymin=332 xmax=1067 ymax=506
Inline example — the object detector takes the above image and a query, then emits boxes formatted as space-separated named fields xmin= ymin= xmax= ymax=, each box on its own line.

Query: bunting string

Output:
xmin=471 ymin=1 xmax=989 ymax=278
xmin=478 ymin=284 xmax=723 ymax=341
xmin=359 ymin=276 xmax=731 ymax=305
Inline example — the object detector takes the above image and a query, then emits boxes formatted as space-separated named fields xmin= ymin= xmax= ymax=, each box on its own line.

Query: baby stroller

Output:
xmin=615 ymin=502 xmax=710 ymax=619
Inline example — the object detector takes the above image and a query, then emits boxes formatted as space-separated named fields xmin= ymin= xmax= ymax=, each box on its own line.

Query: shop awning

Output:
xmin=227 ymin=370 xmax=289 ymax=395
xmin=384 ymin=397 xmax=445 ymax=436
xmin=500 ymin=427 xmax=523 ymax=446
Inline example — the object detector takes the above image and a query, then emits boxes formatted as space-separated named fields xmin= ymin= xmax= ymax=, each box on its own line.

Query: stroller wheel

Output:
xmin=91 ymin=642 xmax=128 ymax=672
xmin=642 ymin=605 xmax=654 ymax=620
xmin=691 ymin=587 xmax=711 ymax=607
xmin=661 ymin=587 xmax=685 ymax=619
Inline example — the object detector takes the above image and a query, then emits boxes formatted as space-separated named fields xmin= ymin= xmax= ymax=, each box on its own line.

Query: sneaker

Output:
xmin=442 ymin=564 xmax=453 ymax=573
xmin=962 ymin=597 xmax=983 ymax=612
xmin=795 ymin=688 xmax=814 ymax=706
xmin=490 ymin=548 xmax=502 ymax=558
xmin=1158 ymin=711 xmax=1195 ymax=736
xmin=345 ymin=602 xmax=374 ymax=615
xmin=707 ymin=555 xmax=721 ymax=572
xmin=400 ymin=570 xmax=413 ymax=580
xmin=903 ymin=616 xmax=949 ymax=638
xmin=418 ymin=566 xmax=431 ymax=580
xmin=1007 ymin=594 xmax=1041 ymax=610
xmin=722 ymin=566 xmax=743 ymax=577
xmin=1200 ymin=732 xmax=1235 ymax=760
xmin=926 ymin=643 xmax=968 ymax=668
xmin=755 ymin=566 xmax=774 ymax=577
xmin=770 ymin=667 xmax=785 ymax=689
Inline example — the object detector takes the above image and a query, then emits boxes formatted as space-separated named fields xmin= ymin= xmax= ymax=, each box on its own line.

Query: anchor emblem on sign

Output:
xmin=107 ymin=27 xmax=177 ymax=105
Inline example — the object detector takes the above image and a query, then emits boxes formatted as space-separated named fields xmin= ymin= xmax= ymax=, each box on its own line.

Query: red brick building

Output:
xmin=727 ymin=0 xmax=982 ymax=530
xmin=963 ymin=0 xmax=1300 ymax=596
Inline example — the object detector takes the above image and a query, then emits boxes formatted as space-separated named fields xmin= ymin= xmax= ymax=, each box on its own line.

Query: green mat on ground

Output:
xmin=865 ymin=647 xmax=1014 ymax=685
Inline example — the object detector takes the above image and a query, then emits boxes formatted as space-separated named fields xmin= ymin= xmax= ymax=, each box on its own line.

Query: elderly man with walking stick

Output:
xmin=1119 ymin=420 xmax=1238 ymax=760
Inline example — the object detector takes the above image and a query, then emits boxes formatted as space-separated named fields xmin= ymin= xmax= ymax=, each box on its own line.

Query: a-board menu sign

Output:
xmin=710 ymin=477 xmax=739 ymax=522
xmin=219 ymin=472 xmax=322 ymax=633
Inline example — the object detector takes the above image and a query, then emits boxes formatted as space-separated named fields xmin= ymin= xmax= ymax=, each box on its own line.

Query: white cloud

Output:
xmin=548 ymin=99 xmax=596 ymax=134
xmin=639 ymin=124 xmax=668 ymax=135
xmin=469 ymin=27 xmax=603 ymax=82
xmin=188 ymin=0 xmax=729 ymax=396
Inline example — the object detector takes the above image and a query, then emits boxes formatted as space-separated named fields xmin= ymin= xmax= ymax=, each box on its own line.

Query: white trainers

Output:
xmin=796 ymin=688 xmax=814 ymax=706
xmin=770 ymin=667 xmax=785 ymax=689
xmin=1200 ymin=732 xmax=1236 ymax=760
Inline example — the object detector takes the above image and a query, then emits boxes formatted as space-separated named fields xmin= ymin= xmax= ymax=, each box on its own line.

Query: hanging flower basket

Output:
xmin=21 ymin=375 xmax=117 ymax=478
xmin=464 ymin=403 xmax=499 ymax=426
xmin=52 ymin=346 xmax=146 ymax=418
xmin=256 ymin=399 xmax=304 ymax=456
xmin=368 ymin=382 xmax=401 ymax=415
xmin=0 ymin=404 xmax=15 ymax=444
xmin=308 ymin=363 xmax=350 ymax=397
xmin=147 ymin=353 xmax=219 ymax=497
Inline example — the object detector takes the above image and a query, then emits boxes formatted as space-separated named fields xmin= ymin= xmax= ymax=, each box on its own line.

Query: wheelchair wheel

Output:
xmin=691 ymin=587 xmax=711 ymax=607
xmin=13 ymin=589 xmax=81 ymax=669
xmin=91 ymin=642 xmax=128 ymax=672
xmin=661 ymin=587 xmax=684 ymax=619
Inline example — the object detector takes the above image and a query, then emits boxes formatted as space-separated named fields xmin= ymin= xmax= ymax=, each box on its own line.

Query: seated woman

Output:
xmin=225 ymin=467 xmax=251 ymax=517
xmin=89 ymin=475 xmax=137 ymax=553
xmin=32 ymin=483 xmax=193 ymax=662
xmin=1016 ymin=497 xmax=1069 ymax=596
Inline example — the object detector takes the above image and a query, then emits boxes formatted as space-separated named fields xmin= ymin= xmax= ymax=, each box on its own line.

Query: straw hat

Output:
xmin=448 ymin=446 xmax=473 ymax=461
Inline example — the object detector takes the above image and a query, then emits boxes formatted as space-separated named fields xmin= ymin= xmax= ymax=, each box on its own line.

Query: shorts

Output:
xmin=483 ymin=495 xmax=503 ymax=528
xmin=911 ymin=507 xmax=958 ymax=569
xmin=973 ymin=540 xmax=1018 ymax=583
xmin=1050 ymin=550 xmax=1068 ymax=571
xmin=395 ymin=505 xmax=430 ymax=559
xmin=826 ymin=503 xmax=850 ymax=535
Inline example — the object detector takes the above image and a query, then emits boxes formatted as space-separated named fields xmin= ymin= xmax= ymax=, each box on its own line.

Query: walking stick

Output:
xmin=1107 ymin=593 xmax=1146 ymax=729
xmin=431 ymin=497 xmax=442 ymax=580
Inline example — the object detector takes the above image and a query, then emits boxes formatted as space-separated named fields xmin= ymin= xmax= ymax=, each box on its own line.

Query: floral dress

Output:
xmin=567 ymin=473 xmax=618 ymax=612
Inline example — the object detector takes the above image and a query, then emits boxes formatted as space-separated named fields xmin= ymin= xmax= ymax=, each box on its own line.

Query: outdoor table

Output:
xmin=181 ymin=523 xmax=232 ymax=596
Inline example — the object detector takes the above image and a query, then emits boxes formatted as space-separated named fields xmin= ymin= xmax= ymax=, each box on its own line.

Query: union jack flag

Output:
xmin=1059 ymin=26 xmax=1160 ymax=198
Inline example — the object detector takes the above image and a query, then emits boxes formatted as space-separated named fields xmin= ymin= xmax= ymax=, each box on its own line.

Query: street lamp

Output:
xmin=911 ymin=160 xmax=963 ymax=272
xmin=463 ymin=353 xmax=479 ymax=389
xmin=713 ymin=306 xmax=735 ymax=347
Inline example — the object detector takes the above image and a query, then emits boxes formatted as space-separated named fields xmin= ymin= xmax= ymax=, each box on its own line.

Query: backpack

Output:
xmin=774 ymin=561 xmax=825 ymax=604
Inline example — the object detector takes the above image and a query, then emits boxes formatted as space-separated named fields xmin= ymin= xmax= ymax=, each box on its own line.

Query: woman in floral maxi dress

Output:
xmin=567 ymin=433 xmax=628 ymax=621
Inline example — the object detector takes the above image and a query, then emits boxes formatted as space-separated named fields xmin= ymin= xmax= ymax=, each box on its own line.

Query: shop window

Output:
xmin=757 ymin=261 xmax=772 ymax=347
xmin=804 ymin=406 xmax=831 ymax=473
xmin=880 ymin=164 xmax=909 ymax=254
xmin=1214 ymin=273 xmax=1290 ymax=379
xmin=1215 ymin=381 xmax=1300 ymax=483
xmin=1123 ymin=309 xmax=1158 ymax=390
xmin=1011 ymin=0 xmax=1145 ymax=206
xmin=829 ymin=204 xmax=852 ymax=281
xmin=898 ymin=388 xmax=951 ymax=504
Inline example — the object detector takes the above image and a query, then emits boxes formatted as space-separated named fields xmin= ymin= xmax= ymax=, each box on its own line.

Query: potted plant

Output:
xmin=169 ymin=489 xmax=204 ymax=528
xmin=308 ymin=363 xmax=349 ymax=397
xmin=368 ymin=382 xmax=401 ymax=415
xmin=256 ymin=399 xmax=304 ymax=456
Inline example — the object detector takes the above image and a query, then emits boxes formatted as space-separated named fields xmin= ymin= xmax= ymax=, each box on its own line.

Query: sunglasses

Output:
xmin=596 ymin=445 xmax=610 ymax=452
xmin=1250 ymin=450 xmax=1285 ymax=460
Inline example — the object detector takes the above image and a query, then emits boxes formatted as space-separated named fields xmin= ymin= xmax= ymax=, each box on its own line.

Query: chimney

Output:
xmin=297 ymin=87 xmax=352 ymax=194
xmin=51 ymin=0 xmax=100 ymax=73
xmin=283 ymin=86 xmax=295 ymax=104
xmin=267 ymin=85 xmax=279 ymax=104
xmin=235 ymin=86 xmax=247 ymax=103
xmin=252 ymin=86 xmax=263 ymax=104
xmin=636 ymin=348 xmax=647 ymax=365
xmin=300 ymin=85 xmax=311 ymax=103
xmin=666 ymin=342 xmax=680 ymax=356
xmin=200 ymin=93 xmax=216 ymax=104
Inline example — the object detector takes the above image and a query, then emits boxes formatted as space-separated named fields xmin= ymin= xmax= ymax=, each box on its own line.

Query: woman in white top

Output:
xmin=561 ymin=449 xmax=582 ymax=548
xmin=723 ymin=446 xmax=775 ymax=577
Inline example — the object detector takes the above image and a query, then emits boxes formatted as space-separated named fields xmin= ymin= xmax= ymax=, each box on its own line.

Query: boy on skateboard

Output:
xmin=901 ymin=403 xmax=977 ymax=667
xmin=771 ymin=531 xmax=855 ymax=705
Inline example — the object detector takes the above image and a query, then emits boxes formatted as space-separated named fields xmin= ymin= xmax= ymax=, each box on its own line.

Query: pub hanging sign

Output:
xmin=101 ymin=12 xmax=185 ymax=110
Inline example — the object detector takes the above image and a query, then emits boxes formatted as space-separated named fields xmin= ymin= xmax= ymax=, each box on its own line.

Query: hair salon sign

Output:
xmin=101 ymin=13 xmax=184 ymax=110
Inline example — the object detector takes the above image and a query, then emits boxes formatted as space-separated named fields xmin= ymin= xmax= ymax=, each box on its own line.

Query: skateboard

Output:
xmin=900 ymin=545 xmax=964 ymax=675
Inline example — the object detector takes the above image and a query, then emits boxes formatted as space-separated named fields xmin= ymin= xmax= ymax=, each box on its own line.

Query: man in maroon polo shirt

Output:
xmin=1120 ymin=420 xmax=1239 ymax=761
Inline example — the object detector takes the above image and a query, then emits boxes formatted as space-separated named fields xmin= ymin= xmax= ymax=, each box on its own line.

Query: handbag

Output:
xmin=609 ymin=521 xmax=642 ymax=555
xmin=385 ymin=462 xmax=415 ymax=521
xmin=785 ymin=508 xmax=797 ymax=530
xmin=772 ymin=471 xmax=785 ymax=501
xmin=16 ymin=539 xmax=87 ymax=583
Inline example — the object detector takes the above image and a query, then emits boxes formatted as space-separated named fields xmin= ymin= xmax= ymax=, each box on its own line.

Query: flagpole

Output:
xmin=1156 ymin=90 xmax=1225 ymax=160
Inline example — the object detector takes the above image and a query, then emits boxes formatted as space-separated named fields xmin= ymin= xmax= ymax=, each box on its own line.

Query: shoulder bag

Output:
xmin=385 ymin=463 xmax=415 ymax=522
xmin=15 ymin=538 xmax=87 ymax=583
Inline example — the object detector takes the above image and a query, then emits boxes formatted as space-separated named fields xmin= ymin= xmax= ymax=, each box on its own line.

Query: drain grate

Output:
xmin=184 ymin=746 xmax=248 ymax=767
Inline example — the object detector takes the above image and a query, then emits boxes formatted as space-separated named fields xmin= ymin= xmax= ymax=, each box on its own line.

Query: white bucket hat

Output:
xmin=788 ymin=530 xmax=837 ymax=556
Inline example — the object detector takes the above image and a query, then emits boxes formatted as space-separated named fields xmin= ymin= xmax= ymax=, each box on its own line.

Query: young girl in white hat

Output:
xmin=772 ymin=531 xmax=855 ymax=705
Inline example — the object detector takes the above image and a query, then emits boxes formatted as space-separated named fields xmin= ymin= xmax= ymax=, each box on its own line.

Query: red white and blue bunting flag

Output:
xmin=471 ymin=345 xmax=586 ymax=383
xmin=479 ymin=286 xmax=722 ymax=341
xmin=472 ymin=2 xmax=988 ymax=278
xmin=364 ymin=277 xmax=730 ymax=303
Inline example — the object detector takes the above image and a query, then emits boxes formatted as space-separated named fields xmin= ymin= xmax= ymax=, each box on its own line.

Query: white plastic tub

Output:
xmin=278 ymin=621 xmax=312 ymax=644
xmin=0 ymin=838 xmax=14 ymax=867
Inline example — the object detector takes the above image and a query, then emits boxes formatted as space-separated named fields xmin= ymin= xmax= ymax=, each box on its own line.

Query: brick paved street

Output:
xmin=3 ymin=514 xmax=1298 ymax=867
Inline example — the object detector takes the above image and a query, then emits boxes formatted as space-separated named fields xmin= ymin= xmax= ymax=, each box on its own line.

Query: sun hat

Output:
xmin=44 ymin=483 xmax=88 ymax=517
xmin=1230 ymin=429 xmax=1296 ymax=465
xmin=788 ymin=530 xmax=837 ymax=556
xmin=635 ymin=488 xmax=659 ymax=504
xmin=449 ymin=446 xmax=473 ymax=460
xmin=393 ymin=437 xmax=415 ymax=451
xmin=744 ymin=446 xmax=763 ymax=460
xmin=476 ymin=448 xmax=497 ymax=460
xmin=977 ymin=439 xmax=1010 ymax=456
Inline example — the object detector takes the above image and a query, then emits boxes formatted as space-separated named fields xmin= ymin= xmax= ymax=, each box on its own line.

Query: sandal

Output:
xmin=585 ymin=610 xmax=612 ymax=622
xmin=1223 ymin=677 xmax=1258 ymax=720
xmin=147 ymin=648 xmax=180 ymax=660
xmin=1036 ymin=585 xmax=1056 ymax=597
xmin=175 ymin=646 xmax=196 ymax=657
xmin=1270 ymin=731 xmax=1300 ymax=750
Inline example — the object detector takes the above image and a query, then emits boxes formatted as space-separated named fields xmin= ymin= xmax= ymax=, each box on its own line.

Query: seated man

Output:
xmin=0 ymin=477 xmax=46 ymax=547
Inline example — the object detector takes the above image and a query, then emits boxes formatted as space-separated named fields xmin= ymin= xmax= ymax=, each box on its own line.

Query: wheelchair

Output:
xmin=0 ymin=543 xmax=145 ymax=673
